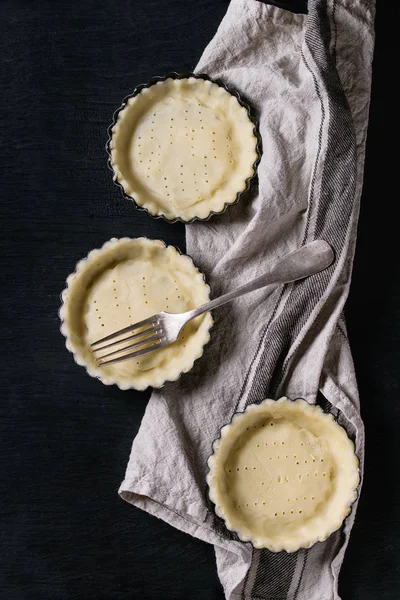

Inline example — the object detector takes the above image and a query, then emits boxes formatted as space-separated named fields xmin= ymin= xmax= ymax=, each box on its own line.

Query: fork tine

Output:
xmin=97 ymin=340 xmax=167 ymax=367
xmin=91 ymin=326 xmax=156 ymax=353
xmin=95 ymin=333 xmax=161 ymax=361
xmin=90 ymin=315 xmax=157 ymax=347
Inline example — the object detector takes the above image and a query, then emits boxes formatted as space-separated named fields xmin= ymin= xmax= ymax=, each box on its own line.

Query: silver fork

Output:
xmin=91 ymin=240 xmax=334 ymax=367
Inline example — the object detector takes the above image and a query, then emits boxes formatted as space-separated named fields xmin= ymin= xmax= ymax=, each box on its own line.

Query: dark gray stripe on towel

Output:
xmin=253 ymin=550 xmax=299 ymax=598
xmin=242 ymin=0 xmax=358 ymax=598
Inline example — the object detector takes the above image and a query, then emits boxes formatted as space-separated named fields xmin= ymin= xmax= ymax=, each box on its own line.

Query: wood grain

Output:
xmin=0 ymin=1 xmax=398 ymax=599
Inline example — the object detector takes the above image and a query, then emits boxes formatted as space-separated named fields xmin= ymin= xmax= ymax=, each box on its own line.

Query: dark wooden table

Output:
xmin=1 ymin=1 xmax=399 ymax=598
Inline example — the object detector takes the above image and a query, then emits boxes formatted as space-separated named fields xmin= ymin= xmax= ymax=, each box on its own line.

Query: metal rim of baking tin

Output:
xmin=205 ymin=397 xmax=361 ymax=551
xmin=58 ymin=236 xmax=214 ymax=391
xmin=106 ymin=72 xmax=263 ymax=224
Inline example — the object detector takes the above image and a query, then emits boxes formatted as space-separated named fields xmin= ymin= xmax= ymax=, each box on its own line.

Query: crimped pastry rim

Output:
xmin=59 ymin=237 xmax=213 ymax=391
xmin=106 ymin=72 xmax=262 ymax=223
xmin=206 ymin=397 xmax=360 ymax=552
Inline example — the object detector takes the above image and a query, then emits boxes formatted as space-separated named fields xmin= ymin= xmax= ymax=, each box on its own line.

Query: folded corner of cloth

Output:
xmin=119 ymin=0 xmax=376 ymax=598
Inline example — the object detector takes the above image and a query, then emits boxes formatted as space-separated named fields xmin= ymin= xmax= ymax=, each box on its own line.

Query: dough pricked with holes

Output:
xmin=60 ymin=238 xmax=213 ymax=390
xmin=109 ymin=77 xmax=259 ymax=221
xmin=207 ymin=398 xmax=360 ymax=552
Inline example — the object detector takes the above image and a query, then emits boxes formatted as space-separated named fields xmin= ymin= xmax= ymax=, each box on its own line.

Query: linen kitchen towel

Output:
xmin=120 ymin=0 xmax=376 ymax=598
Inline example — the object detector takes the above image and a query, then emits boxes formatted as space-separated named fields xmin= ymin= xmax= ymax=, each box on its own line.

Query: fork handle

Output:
xmin=185 ymin=240 xmax=334 ymax=321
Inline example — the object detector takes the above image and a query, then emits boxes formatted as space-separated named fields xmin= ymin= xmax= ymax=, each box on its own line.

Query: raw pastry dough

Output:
xmin=60 ymin=238 xmax=212 ymax=390
xmin=109 ymin=76 xmax=259 ymax=221
xmin=207 ymin=397 xmax=359 ymax=552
